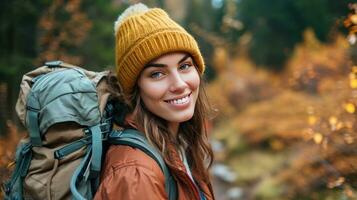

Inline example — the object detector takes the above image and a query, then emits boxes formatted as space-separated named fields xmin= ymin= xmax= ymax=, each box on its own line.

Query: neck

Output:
xmin=168 ymin=122 xmax=179 ymax=137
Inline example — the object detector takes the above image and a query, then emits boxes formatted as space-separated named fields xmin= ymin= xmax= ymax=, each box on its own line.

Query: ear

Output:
xmin=125 ymin=113 xmax=138 ymax=129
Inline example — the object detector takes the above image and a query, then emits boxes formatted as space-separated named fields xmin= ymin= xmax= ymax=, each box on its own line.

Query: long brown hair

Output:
xmin=106 ymin=65 xmax=214 ymax=183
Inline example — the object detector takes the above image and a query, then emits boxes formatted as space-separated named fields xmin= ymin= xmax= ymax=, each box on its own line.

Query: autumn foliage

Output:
xmin=208 ymin=7 xmax=357 ymax=199
xmin=36 ymin=0 xmax=92 ymax=66
xmin=0 ymin=2 xmax=357 ymax=200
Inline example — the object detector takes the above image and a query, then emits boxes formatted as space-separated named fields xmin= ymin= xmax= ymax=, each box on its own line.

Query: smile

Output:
xmin=165 ymin=93 xmax=191 ymax=105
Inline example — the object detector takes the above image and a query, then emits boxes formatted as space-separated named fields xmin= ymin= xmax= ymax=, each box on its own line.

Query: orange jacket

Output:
xmin=94 ymin=145 xmax=215 ymax=200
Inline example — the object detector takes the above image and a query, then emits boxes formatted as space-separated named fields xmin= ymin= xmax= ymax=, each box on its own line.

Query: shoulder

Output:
xmin=95 ymin=145 xmax=167 ymax=200
xmin=101 ymin=145 xmax=164 ymax=181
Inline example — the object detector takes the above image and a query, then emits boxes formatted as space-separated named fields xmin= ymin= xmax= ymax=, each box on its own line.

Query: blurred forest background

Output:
xmin=1 ymin=0 xmax=357 ymax=199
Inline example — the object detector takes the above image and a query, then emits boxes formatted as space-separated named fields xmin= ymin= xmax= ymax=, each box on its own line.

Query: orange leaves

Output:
xmin=343 ymin=133 xmax=354 ymax=144
xmin=344 ymin=4 xmax=357 ymax=44
xmin=0 ymin=121 xmax=23 ymax=167
xmin=351 ymin=14 xmax=357 ymax=25
xmin=284 ymin=29 xmax=350 ymax=94
xmin=349 ymin=66 xmax=357 ymax=89
xmin=0 ymin=121 xmax=24 ymax=198
xmin=36 ymin=0 xmax=92 ymax=65
xmin=344 ymin=13 xmax=357 ymax=28
xmin=305 ymin=83 xmax=357 ymax=192
xmin=208 ymin=4 xmax=357 ymax=198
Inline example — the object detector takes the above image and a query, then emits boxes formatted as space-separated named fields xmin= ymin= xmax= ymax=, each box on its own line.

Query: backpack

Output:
xmin=3 ymin=61 xmax=177 ymax=200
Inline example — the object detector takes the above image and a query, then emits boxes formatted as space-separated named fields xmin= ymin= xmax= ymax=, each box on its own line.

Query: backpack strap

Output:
xmin=66 ymin=104 xmax=114 ymax=200
xmin=3 ymin=142 xmax=32 ymax=200
xmin=61 ymin=123 xmax=111 ymax=200
xmin=108 ymin=129 xmax=178 ymax=200
xmin=26 ymin=92 xmax=42 ymax=147
xmin=70 ymin=144 xmax=93 ymax=200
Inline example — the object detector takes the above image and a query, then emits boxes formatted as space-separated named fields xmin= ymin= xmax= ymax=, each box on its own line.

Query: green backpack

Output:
xmin=3 ymin=61 xmax=177 ymax=200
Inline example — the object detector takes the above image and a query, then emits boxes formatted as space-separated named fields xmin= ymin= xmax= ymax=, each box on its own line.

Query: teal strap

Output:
xmin=70 ymin=146 xmax=92 ymax=200
xmin=109 ymin=130 xmax=165 ymax=169
xmin=66 ymin=123 xmax=110 ymax=199
xmin=54 ymin=137 xmax=91 ymax=159
xmin=109 ymin=129 xmax=177 ymax=200
xmin=89 ymin=125 xmax=102 ymax=178
xmin=26 ymin=93 xmax=42 ymax=147
xmin=20 ymin=149 xmax=32 ymax=178
xmin=3 ymin=142 xmax=32 ymax=200
xmin=54 ymin=123 xmax=110 ymax=160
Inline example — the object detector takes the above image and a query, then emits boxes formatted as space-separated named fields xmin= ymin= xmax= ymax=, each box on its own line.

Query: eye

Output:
xmin=150 ymin=71 xmax=164 ymax=79
xmin=179 ymin=63 xmax=193 ymax=71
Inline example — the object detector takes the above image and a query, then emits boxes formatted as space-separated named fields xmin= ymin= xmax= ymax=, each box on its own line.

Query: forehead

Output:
xmin=150 ymin=52 xmax=191 ymax=64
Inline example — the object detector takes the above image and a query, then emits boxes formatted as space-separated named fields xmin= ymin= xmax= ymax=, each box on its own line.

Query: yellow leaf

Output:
xmin=350 ymin=78 xmax=357 ymax=89
xmin=344 ymin=103 xmax=355 ymax=114
xmin=351 ymin=14 xmax=357 ymax=24
xmin=308 ymin=116 xmax=317 ymax=125
xmin=329 ymin=116 xmax=338 ymax=126
xmin=7 ymin=161 xmax=15 ymax=168
xmin=313 ymin=133 xmax=323 ymax=144
xmin=352 ymin=66 xmax=357 ymax=73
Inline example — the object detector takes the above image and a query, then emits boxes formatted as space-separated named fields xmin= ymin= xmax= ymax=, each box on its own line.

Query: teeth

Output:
xmin=168 ymin=95 xmax=189 ymax=105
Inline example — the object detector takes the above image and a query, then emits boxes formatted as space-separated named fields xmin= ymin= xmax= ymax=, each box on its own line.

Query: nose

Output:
xmin=169 ymin=72 xmax=187 ymax=93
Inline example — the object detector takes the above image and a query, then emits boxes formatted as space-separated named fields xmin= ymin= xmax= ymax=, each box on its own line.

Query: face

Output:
xmin=137 ymin=52 xmax=200 ymax=125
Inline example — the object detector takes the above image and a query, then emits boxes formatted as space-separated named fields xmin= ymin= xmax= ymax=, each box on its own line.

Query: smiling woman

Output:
xmin=94 ymin=3 xmax=215 ymax=200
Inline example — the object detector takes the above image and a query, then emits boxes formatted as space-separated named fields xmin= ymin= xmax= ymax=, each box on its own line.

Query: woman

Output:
xmin=95 ymin=3 xmax=215 ymax=200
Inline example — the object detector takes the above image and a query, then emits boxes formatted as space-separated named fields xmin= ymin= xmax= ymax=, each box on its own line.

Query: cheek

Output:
xmin=138 ymin=80 xmax=168 ymax=105
xmin=188 ymin=71 xmax=200 ymax=91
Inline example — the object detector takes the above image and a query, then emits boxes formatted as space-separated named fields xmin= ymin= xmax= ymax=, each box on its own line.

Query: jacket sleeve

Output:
xmin=94 ymin=163 xmax=167 ymax=200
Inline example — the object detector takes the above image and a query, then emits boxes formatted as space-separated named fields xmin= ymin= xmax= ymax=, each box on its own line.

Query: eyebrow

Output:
xmin=144 ymin=54 xmax=191 ymax=68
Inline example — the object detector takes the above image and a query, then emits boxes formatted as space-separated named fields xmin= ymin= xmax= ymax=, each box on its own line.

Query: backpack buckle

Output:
xmin=99 ymin=123 xmax=111 ymax=134
xmin=83 ymin=123 xmax=110 ymax=136
xmin=107 ymin=130 xmax=124 ymax=141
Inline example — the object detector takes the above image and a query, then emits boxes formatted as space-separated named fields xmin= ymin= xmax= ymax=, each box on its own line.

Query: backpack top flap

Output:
xmin=16 ymin=62 xmax=109 ymax=135
xmin=32 ymin=68 xmax=100 ymax=133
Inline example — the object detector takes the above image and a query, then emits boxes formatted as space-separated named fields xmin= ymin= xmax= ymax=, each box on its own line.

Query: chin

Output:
xmin=171 ymin=113 xmax=194 ymax=123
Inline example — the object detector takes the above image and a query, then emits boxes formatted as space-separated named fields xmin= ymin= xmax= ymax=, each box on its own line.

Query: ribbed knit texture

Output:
xmin=115 ymin=8 xmax=205 ymax=94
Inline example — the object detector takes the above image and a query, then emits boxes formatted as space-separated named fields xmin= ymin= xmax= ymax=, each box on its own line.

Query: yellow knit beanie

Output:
xmin=114 ymin=3 xmax=205 ymax=95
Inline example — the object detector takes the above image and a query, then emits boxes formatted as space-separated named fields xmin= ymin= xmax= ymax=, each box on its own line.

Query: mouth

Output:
xmin=164 ymin=92 xmax=192 ymax=105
